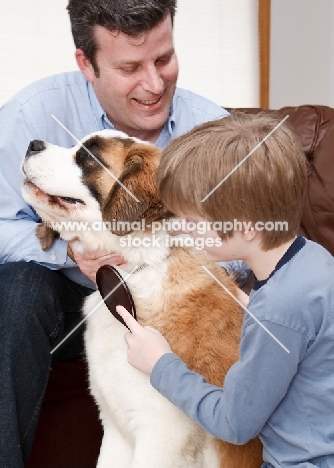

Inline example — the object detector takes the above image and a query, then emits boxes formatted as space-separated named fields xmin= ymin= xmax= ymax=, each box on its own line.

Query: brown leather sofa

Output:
xmin=26 ymin=105 xmax=334 ymax=468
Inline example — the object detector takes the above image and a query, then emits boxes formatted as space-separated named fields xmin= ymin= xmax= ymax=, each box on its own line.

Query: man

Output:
xmin=0 ymin=0 xmax=228 ymax=466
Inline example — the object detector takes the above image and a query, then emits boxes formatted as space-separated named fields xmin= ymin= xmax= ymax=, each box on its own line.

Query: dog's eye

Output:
xmin=75 ymin=147 xmax=96 ymax=167
xmin=76 ymin=147 xmax=88 ymax=161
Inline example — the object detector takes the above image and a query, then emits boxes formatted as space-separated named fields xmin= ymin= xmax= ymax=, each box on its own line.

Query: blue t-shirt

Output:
xmin=151 ymin=237 xmax=334 ymax=468
xmin=0 ymin=71 xmax=228 ymax=288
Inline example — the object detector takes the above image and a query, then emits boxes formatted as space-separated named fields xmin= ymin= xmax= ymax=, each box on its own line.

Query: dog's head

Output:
xmin=22 ymin=130 xmax=171 ymax=250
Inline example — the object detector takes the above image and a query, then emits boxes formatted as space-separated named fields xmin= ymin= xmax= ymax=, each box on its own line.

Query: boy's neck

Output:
xmin=244 ymin=236 xmax=297 ymax=281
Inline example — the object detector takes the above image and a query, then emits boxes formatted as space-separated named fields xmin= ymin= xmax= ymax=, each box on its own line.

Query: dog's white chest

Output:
xmin=83 ymin=283 xmax=218 ymax=468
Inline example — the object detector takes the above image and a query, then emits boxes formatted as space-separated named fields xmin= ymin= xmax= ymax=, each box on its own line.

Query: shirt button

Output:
xmin=50 ymin=252 xmax=56 ymax=261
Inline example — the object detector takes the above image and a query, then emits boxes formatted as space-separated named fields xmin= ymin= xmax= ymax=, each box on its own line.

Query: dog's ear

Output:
xmin=102 ymin=144 xmax=166 ymax=235
xmin=36 ymin=222 xmax=59 ymax=250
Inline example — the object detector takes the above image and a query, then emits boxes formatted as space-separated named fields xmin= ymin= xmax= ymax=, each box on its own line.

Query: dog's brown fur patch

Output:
xmin=102 ymin=143 xmax=170 ymax=234
xmin=138 ymin=247 xmax=263 ymax=468
xmin=36 ymin=222 xmax=59 ymax=250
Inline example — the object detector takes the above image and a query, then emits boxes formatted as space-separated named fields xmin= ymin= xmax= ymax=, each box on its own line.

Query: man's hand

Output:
xmin=116 ymin=305 xmax=172 ymax=375
xmin=68 ymin=240 xmax=125 ymax=283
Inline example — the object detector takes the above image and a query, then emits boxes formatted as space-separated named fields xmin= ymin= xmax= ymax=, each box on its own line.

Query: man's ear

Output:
xmin=102 ymin=144 xmax=166 ymax=235
xmin=36 ymin=222 xmax=59 ymax=251
xmin=75 ymin=49 xmax=95 ymax=83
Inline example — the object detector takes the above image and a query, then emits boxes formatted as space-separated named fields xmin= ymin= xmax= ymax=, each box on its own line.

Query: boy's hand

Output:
xmin=116 ymin=305 xmax=172 ymax=375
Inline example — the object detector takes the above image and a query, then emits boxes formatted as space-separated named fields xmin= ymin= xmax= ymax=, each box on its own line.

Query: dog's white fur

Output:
xmin=22 ymin=130 xmax=262 ymax=468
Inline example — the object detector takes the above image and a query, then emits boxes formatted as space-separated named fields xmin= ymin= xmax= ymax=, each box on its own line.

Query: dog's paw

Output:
xmin=36 ymin=222 xmax=59 ymax=250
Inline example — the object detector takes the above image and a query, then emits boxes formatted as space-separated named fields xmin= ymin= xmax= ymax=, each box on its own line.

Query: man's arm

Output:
xmin=0 ymin=98 xmax=71 ymax=268
xmin=0 ymin=98 xmax=125 ymax=285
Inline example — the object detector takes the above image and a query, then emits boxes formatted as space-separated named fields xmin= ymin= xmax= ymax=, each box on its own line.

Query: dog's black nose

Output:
xmin=26 ymin=140 xmax=45 ymax=156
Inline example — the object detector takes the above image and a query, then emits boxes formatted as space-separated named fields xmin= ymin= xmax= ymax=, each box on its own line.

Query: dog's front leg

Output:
xmin=97 ymin=419 xmax=133 ymax=468
xmin=129 ymin=428 xmax=208 ymax=468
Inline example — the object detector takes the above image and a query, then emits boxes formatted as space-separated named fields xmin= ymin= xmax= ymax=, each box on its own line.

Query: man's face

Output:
xmin=79 ymin=14 xmax=178 ymax=143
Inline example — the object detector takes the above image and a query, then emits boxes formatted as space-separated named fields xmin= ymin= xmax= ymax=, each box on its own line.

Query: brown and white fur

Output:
xmin=22 ymin=130 xmax=262 ymax=468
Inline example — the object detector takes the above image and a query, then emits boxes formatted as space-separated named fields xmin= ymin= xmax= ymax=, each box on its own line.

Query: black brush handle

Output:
xmin=96 ymin=265 xmax=137 ymax=330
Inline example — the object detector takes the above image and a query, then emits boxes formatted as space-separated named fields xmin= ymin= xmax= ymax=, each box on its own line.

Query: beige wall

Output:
xmin=0 ymin=0 xmax=76 ymax=106
xmin=0 ymin=0 xmax=259 ymax=108
xmin=174 ymin=0 xmax=259 ymax=108
xmin=270 ymin=0 xmax=334 ymax=108
xmin=2 ymin=1 xmax=333 ymax=110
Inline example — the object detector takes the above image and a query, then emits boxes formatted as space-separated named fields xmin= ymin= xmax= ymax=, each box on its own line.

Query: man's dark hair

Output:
xmin=67 ymin=0 xmax=177 ymax=73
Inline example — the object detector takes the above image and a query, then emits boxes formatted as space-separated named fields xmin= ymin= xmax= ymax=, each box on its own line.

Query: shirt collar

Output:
xmin=252 ymin=235 xmax=306 ymax=291
xmin=154 ymin=97 xmax=175 ymax=148
xmin=168 ymin=98 xmax=176 ymax=133
xmin=88 ymin=82 xmax=114 ymax=130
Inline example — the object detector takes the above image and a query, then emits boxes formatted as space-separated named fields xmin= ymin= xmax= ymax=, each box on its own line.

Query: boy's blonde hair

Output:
xmin=156 ymin=112 xmax=308 ymax=250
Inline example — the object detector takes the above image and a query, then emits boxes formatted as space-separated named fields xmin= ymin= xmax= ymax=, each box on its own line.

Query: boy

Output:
xmin=117 ymin=113 xmax=334 ymax=467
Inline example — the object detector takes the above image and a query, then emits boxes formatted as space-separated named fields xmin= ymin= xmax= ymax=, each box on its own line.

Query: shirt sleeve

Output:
xmin=150 ymin=320 xmax=307 ymax=444
xmin=0 ymin=98 xmax=72 ymax=268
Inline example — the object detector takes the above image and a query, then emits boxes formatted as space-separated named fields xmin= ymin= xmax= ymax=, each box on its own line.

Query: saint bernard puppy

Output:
xmin=22 ymin=130 xmax=262 ymax=468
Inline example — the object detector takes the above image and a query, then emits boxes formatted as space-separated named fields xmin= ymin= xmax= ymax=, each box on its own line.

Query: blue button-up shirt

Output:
xmin=0 ymin=71 xmax=228 ymax=287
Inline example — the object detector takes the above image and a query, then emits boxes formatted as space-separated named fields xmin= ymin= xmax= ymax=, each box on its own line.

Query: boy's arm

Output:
xmin=150 ymin=321 xmax=307 ymax=444
xmin=117 ymin=305 xmax=308 ymax=444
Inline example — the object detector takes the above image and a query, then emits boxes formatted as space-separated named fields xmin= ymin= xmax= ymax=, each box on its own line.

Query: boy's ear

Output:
xmin=242 ymin=226 xmax=257 ymax=242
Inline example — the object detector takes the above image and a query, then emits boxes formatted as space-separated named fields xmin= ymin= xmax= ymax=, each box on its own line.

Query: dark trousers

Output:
xmin=0 ymin=262 xmax=93 ymax=468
